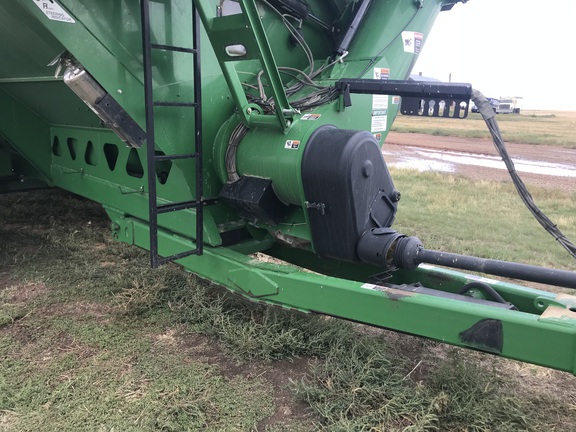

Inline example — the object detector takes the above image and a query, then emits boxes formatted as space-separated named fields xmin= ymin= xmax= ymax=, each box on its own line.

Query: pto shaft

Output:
xmin=415 ymin=248 xmax=576 ymax=289
xmin=357 ymin=229 xmax=576 ymax=289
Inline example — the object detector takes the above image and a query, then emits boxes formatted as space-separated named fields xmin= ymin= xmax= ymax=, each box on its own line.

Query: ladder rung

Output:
xmin=142 ymin=0 xmax=204 ymax=267
xmin=151 ymin=43 xmax=197 ymax=54
xmin=155 ymin=153 xmax=198 ymax=161
xmin=155 ymin=248 xmax=201 ymax=266
xmin=153 ymin=101 xmax=199 ymax=108
xmin=157 ymin=200 xmax=201 ymax=214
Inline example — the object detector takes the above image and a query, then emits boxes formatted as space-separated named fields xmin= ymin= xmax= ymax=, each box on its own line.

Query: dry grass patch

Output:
xmin=392 ymin=111 xmax=576 ymax=147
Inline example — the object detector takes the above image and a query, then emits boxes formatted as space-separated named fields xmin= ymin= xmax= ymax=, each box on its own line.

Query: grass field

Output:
xmin=391 ymin=111 xmax=576 ymax=148
xmin=390 ymin=168 xmax=576 ymax=270
xmin=2 ymin=178 xmax=576 ymax=430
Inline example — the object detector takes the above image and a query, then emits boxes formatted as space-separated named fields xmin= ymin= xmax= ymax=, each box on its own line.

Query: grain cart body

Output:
xmin=2 ymin=0 xmax=576 ymax=374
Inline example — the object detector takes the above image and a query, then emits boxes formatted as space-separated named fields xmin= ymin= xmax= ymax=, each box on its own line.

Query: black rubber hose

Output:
xmin=456 ymin=282 xmax=508 ymax=304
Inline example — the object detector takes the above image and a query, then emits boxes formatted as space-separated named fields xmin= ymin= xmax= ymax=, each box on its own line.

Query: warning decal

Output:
xmin=401 ymin=31 xmax=423 ymax=54
xmin=32 ymin=0 xmax=75 ymax=23
xmin=284 ymin=140 xmax=300 ymax=150
xmin=371 ymin=68 xmax=390 ymax=133
xmin=373 ymin=68 xmax=390 ymax=80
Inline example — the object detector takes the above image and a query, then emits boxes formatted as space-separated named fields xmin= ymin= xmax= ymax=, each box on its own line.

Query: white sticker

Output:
xmin=392 ymin=96 xmax=401 ymax=105
xmin=32 ymin=0 xmax=76 ymax=23
xmin=372 ymin=95 xmax=389 ymax=110
xmin=371 ymin=67 xmax=390 ymax=132
xmin=371 ymin=115 xmax=388 ymax=133
xmin=401 ymin=31 xmax=423 ymax=54
xmin=373 ymin=68 xmax=390 ymax=80
xmin=284 ymin=140 xmax=300 ymax=150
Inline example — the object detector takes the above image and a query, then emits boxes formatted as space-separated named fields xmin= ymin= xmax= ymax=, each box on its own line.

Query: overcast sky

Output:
xmin=413 ymin=0 xmax=576 ymax=110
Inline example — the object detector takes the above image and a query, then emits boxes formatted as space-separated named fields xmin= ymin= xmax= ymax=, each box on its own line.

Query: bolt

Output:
xmin=117 ymin=89 xmax=123 ymax=95
xmin=246 ymin=108 xmax=252 ymax=115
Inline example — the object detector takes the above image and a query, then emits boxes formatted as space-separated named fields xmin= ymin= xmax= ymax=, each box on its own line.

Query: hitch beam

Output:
xmin=336 ymin=79 xmax=472 ymax=118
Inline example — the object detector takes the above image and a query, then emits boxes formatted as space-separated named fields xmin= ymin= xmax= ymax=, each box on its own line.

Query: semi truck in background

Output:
xmin=471 ymin=96 xmax=523 ymax=114
xmin=497 ymin=97 xmax=523 ymax=114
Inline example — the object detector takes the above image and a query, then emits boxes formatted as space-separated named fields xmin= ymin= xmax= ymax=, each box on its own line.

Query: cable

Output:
xmin=456 ymin=282 xmax=509 ymax=305
xmin=260 ymin=0 xmax=315 ymax=74
xmin=225 ymin=122 xmax=249 ymax=183
xmin=472 ymin=89 xmax=576 ymax=260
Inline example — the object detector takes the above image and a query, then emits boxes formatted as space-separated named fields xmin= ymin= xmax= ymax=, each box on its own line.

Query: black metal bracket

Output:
xmin=335 ymin=79 xmax=472 ymax=119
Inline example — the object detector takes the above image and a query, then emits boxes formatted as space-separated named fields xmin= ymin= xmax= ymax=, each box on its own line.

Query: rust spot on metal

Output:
xmin=382 ymin=287 xmax=413 ymax=301
xmin=372 ymin=286 xmax=414 ymax=301
xmin=361 ymin=283 xmax=415 ymax=301
xmin=555 ymin=293 xmax=576 ymax=303
xmin=540 ymin=306 xmax=576 ymax=320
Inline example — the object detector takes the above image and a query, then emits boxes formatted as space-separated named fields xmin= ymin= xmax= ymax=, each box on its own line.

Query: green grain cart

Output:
xmin=2 ymin=0 xmax=576 ymax=374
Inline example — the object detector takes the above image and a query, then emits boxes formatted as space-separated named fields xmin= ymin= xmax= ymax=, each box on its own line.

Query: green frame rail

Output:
xmin=108 ymin=208 xmax=576 ymax=375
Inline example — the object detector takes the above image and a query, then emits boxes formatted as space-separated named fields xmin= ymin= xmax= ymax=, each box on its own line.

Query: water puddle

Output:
xmin=383 ymin=147 xmax=576 ymax=177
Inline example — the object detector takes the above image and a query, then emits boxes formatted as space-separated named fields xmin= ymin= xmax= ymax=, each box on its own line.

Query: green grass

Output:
xmin=1 ymin=325 xmax=274 ymax=431
xmin=2 ymin=189 xmax=576 ymax=431
xmin=390 ymin=168 xmax=576 ymax=270
xmin=391 ymin=111 xmax=576 ymax=148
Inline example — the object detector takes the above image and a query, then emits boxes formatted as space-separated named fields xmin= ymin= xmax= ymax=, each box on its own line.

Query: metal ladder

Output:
xmin=140 ymin=0 xmax=204 ymax=268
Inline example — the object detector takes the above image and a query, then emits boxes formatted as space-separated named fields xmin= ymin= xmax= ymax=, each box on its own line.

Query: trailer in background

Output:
xmin=498 ymin=96 xmax=523 ymax=114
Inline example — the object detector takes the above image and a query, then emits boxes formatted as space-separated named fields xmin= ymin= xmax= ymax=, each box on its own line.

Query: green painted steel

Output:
xmin=2 ymin=0 xmax=576 ymax=375
xmin=107 ymin=209 xmax=576 ymax=375
xmin=195 ymin=0 xmax=294 ymax=130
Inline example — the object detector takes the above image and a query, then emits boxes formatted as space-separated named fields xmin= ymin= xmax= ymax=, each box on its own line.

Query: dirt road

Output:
xmin=383 ymin=132 xmax=576 ymax=192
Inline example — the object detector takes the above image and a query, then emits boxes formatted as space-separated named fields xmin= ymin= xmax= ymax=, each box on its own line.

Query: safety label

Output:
xmin=401 ymin=31 xmax=423 ymax=54
xmin=301 ymin=114 xmax=321 ymax=121
xmin=285 ymin=140 xmax=300 ymax=150
xmin=373 ymin=68 xmax=390 ymax=80
xmin=32 ymin=0 xmax=75 ymax=23
xmin=371 ymin=68 xmax=389 ymax=132
xmin=370 ymin=115 xmax=387 ymax=133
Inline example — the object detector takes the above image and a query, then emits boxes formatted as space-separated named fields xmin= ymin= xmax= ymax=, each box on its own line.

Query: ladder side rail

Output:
xmin=193 ymin=3 xmax=204 ymax=254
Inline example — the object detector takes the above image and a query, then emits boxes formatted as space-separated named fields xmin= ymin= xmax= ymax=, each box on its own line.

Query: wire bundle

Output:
xmin=472 ymin=89 xmax=576 ymax=260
